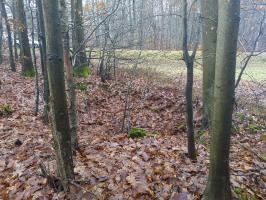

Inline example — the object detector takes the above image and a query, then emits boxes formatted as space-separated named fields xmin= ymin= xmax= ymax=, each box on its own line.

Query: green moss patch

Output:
xmin=0 ymin=104 xmax=13 ymax=115
xmin=234 ymin=187 xmax=256 ymax=200
xmin=75 ymin=82 xmax=88 ymax=91
xmin=22 ymin=69 xmax=35 ymax=77
xmin=129 ymin=127 xmax=147 ymax=138
xmin=248 ymin=123 xmax=262 ymax=133
xmin=73 ymin=65 xmax=91 ymax=77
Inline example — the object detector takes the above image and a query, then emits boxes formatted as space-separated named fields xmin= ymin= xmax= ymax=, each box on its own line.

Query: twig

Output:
xmin=236 ymin=141 xmax=266 ymax=163
xmin=69 ymin=180 xmax=96 ymax=197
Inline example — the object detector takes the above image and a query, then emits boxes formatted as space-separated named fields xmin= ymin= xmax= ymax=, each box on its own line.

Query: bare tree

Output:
xmin=182 ymin=0 xmax=199 ymax=161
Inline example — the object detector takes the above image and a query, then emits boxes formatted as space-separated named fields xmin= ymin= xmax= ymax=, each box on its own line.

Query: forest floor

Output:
xmin=0 ymin=59 xmax=265 ymax=200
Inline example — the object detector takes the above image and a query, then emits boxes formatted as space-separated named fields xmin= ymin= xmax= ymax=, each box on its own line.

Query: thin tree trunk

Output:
xmin=12 ymin=0 xmax=18 ymax=60
xmin=72 ymin=0 xmax=87 ymax=67
xmin=1 ymin=0 xmax=16 ymax=71
xmin=0 ymin=14 xmax=3 ymax=64
xmin=60 ymin=0 xmax=79 ymax=151
xmin=28 ymin=0 xmax=39 ymax=115
xmin=42 ymin=0 xmax=74 ymax=191
xmin=182 ymin=0 xmax=197 ymax=161
xmin=36 ymin=0 xmax=49 ymax=122
xmin=201 ymin=0 xmax=218 ymax=128
xmin=203 ymin=0 xmax=240 ymax=199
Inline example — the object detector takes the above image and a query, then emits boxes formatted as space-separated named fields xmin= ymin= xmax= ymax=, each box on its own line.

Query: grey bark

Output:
xmin=0 ymin=14 xmax=2 ymax=64
xmin=42 ymin=0 xmax=74 ymax=191
xmin=201 ymin=0 xmax=218 ymax=128
xmin=60 ymin=0 xmax=79 ymax=151
xmin=72 ymin=0 xmax=87 ymax=67
xmin=203 ymin=0 xmax=240 ymax=199
xmin=182 ymin=0 xmax=198 ymax=161
xmin=12 ymin=0 xmax=18 ymax=60
xmin=36 ymin=0 xmax=49 ymax=122
xmin=28 ymin=0 xmax=39 ymax=115
xmin=1 ymin=0 xmax=16 ymax=71
xmin=15 ymin=0 xmax=34 ymax=76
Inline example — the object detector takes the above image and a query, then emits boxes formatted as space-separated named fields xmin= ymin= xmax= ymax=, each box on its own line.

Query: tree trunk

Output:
xmin=28 ymin=0 xmax=39 ymax=116
xmin=0 ymin=14 xmax=3 ymax=64
xmin=36 ymin=0 xmax=49 ymax=122
xmin=60 ymin=0 xmax=79 ymax=151
xmin=201 ymin=0 xmax=218 ymax=128
xmin=42 ymin=0 xmax=74 ymax=191
xmin=12 ymin=0 xmax=18 ymax=60
xmin=203 ymin=0 xmax=240 ymax=199
xmin=1 ymin=0 xmax=16 ymax=71
xmin=72 ymin=0 xmax=87 ymax=67
xmin=182 ymin=0 xmax=197 ymax=161
xmin=15 ymin=0 xmax=34 ymax=76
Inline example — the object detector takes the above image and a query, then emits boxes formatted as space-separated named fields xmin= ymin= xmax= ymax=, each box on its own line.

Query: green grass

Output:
xmin=89 ymin=49 xmax=266 ymax=81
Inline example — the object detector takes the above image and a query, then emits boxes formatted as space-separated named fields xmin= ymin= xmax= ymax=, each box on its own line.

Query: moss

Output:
xmin=149 ymin=106 xmax=158 ymax=113
xmin=231 ymin=124 xmax=240 ymax=134
xmin=177 ymin=123 xmax=186 ymax=131
xmin=234 ymin=187 xmax=257 ymax=200
xmin=237 ymin=113 xmax=246 ymax=122
xmin=75 ymin=82 xmax=87 ymax=91
xmin=262 ymin=155 xmax=266 ymax=162
xmin=0 ymin=104 xmax=13 ymax=115
xmin=22 ymin=68 xmax=35 ymax=77
xmin=248 ymin=123 xmax=262 ymax=133
xmin=73 ymin=65 xmax=91 ymax=77
xmin=129 ymin=127 xmax=147 ymax=138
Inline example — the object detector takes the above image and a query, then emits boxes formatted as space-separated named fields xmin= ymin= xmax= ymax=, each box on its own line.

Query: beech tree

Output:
xmin=15 ymin=0 xmax=34 ymax=76
xmin=201 ymin=0 xmax=218 ymax=128
xmin=42 ymin=0 xmax=74 ymax=190
xmin=1 ymin=0 xmax=16 ymax=71
xmin=203 ymin=0 xmax=240 ymax=199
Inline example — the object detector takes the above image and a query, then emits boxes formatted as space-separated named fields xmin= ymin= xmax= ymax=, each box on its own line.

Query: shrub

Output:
xmin=73 ymin=65 xmax=91 ymax=77
xmin=129 ymin=127 xmax=147 ymax=138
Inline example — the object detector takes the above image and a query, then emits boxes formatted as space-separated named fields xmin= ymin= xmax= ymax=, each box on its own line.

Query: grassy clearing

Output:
xmin=90 ymin=49 xmax=266 ymax=81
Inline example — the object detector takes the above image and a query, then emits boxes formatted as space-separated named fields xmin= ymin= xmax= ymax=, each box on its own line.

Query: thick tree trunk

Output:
xmin=201 ymin=0 xmax=218 ymax=128
xmin=1 ymin=0 xmax=16 ymax=71
xmin=15 ymin=0 xmax=34 ymax=76
xmin=60 ymin=0 xmax=79 ymax=151
xmin=36 ymin=0 xmax=49 ymax=122
xmin=42 ymin=0 xmax=74 ymax=191
xmin=203 ymin=0 xmax=240 ymax=199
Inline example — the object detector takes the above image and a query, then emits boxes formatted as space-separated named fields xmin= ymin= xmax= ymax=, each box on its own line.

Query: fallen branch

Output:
xmin=236 ymin=141 xmax=265 ymax=163
xmin=69 ymin=180 xmax=96 ymax=197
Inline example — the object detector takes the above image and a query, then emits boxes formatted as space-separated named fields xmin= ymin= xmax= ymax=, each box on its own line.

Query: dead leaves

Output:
xmin=0 ymin=63 xmax=265 ymax=199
